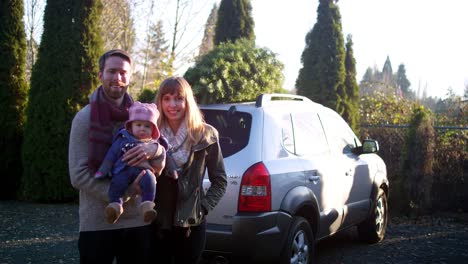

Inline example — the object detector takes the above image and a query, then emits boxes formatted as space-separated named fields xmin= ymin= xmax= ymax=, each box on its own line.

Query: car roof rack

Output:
xmin=255 ymin=93 xmax=312 ymax=107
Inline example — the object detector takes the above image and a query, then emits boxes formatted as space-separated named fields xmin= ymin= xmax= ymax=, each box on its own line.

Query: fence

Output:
xmin=360 ymin=125 xmax=467 ymax=214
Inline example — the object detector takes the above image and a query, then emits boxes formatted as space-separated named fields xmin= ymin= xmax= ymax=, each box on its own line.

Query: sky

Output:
xmin=26 ymin=0 xmax=468 ymax=99
xmin=251 ymin=0 xmax=468 ymax=99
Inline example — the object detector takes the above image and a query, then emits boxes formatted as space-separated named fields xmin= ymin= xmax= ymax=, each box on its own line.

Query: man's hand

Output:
xmin=122 ymin=143 xmax=158 ymax=166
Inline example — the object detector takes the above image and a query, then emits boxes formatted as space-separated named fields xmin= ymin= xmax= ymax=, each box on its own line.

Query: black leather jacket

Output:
xmin=155 ymin=124 xmax=227 ymax=229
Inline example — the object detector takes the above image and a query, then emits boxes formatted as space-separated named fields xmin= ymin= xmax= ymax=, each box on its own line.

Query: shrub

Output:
xmin=431 ymin=130 xmax=468 ymax=211
xmin=137 ymin=88 xmax=157 ymax=103
xmin=184 ymin=39 xmax=286 ymax=104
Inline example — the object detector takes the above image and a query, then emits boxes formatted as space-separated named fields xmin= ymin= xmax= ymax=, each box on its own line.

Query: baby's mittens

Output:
xmin=94 ymin=171 xmax=106 ymax=179
xmin=95 ymin=160 xmax=112 ymax=179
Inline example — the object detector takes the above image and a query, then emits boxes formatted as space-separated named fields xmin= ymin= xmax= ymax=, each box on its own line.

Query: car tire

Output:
xmin=280 ymin=216 xmax=314 ymax=264
xmin=357 ymin=188 xmax=388 ymax=243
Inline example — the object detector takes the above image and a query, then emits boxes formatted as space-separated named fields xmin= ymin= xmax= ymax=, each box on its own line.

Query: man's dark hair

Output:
xmin=98 ymin=49 xmax=132 ymax=72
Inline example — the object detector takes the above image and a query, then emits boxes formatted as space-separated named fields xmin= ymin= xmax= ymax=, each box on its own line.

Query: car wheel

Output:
xmin=358 ymin=188 xmax=388 ymax=243
xmin=281 ymin=216 xmax=314 ymax=264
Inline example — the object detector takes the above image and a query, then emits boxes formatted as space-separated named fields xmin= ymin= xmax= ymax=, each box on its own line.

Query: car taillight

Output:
xmin=238 ymin=162 xmax=271 ymax=212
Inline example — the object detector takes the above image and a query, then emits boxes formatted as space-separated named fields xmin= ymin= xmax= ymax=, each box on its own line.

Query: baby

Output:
xmin=95 ymin=102 xmax=164 ymax=224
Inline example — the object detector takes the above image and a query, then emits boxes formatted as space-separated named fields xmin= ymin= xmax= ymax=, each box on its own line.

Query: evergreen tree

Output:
xmin=359 ymin=59 xmax=400 ymax=97
xmin=382 ymin=55 xmax=393 ymax=85
xmin=361 ymin=67 xmax=374 ymax=83
xmin=396 ymin=64 xmax=411 ymax=97
xmin=99 ymin=0 xmax=135 ymax=52
xmin=198 ymin=3 xmax=218 ymax=59
xmin=184 ymin=39 xmax=285 ymax=104
xmin=343 ymin=34 xmax=360 ymax=133
xmin=296 ymin=0 xmax=346 ymax=111
xmin=138 ymin=20 xmax=171 ymax=91
xmin=21 ymin=0 xmax=102 ymax=201
xmin=214 ymin=0 xmax=255 ymax=45
xmin=0 ymin=0 xmax=28 ymax=199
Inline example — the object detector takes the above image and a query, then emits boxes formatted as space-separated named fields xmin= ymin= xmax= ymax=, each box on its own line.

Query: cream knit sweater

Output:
xmin=69 ymin=105 xmax=148 ymax=232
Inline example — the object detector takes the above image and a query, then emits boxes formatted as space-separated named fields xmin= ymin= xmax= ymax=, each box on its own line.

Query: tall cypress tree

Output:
xmin=343 ymin=34 xmax=360 ymax=133
xmin=21 ymin=0 xmax=102 ymax=201
xmin=198 ymin=3 xmax=218 ymax=59
xmin=0 ymin=0 xmax=28 ymax=199
xmin=296 ymin=0 xmax=345 ymax=110
xmin=214 ymin=0 xmax=255 ymax=45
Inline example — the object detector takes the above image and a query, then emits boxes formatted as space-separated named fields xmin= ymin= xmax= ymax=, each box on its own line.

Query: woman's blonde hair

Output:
xmin=154 ymin=76 xmax=205 ymax=144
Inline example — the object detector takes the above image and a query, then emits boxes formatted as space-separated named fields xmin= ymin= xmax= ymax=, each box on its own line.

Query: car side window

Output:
xmin=319 ymin=109 xmax=359 ymax=155
xmin=281 ymin=114 xmax=295 ymax=154
xmin=292 ymin=112 xmax=329 ymax=156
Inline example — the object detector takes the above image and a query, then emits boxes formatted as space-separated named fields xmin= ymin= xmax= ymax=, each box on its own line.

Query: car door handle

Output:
xmin=308 ymin=175 xmax=320 ymax=183
xmin=305 ymin=170 xmax=320 ymax=184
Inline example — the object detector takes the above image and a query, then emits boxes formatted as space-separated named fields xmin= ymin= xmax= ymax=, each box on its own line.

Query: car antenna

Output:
xmin=228 ymin=105 xmax=237 ymax=117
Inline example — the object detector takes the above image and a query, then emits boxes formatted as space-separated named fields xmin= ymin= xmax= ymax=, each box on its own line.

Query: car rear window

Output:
xmin=201 ymin=109 xmax=251 ymax=158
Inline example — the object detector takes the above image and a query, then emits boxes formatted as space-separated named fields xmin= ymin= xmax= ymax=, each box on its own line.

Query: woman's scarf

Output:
xmin=88 ymin=86 xmax=133 ymax=174
xmin=161 ymin=122 xmax=191 ymax=169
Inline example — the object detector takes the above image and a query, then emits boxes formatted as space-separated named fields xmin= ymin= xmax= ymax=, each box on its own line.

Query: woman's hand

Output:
xmin=150 ymin=154 xmax=166 ymax=176
xmin=127 ymin=170 xmax=146 ymax=196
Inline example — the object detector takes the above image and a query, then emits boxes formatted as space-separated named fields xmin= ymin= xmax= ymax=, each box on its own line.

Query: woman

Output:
xmin=151 ymin=76 xmax=227 ymax=263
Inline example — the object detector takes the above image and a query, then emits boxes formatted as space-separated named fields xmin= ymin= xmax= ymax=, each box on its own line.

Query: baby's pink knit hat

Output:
xmin=125 ymin=101 xmax=160 ymax=139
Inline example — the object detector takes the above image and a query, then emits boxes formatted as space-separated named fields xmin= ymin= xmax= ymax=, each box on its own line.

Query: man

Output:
xmin=69 ymin=49 xmax=164 ymax=263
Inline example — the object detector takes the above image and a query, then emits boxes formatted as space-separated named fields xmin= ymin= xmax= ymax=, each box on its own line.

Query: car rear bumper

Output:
xmin=205 ymin=211 xmax=292 ymax=263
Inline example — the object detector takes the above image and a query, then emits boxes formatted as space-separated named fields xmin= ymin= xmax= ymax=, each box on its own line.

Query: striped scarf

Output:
xmin=88 ymin=86 xmax=133 ymax=174
xmin=161 ymin=122 xmax=190 ymax=169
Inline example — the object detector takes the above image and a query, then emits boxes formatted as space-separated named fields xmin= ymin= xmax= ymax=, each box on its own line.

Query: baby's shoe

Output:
xmin=105 ymin=202 xmax=123 ymax=224
xmin=140 ymin=201 xmax=157 ymax=223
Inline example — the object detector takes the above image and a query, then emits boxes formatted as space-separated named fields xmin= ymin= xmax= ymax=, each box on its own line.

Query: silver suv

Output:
xmin=200 ymin=94 xmax=388 ymax=263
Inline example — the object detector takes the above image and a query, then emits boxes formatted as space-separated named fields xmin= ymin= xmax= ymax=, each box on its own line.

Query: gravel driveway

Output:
xmin=1 ymin=201 xmax=467 ymax=263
